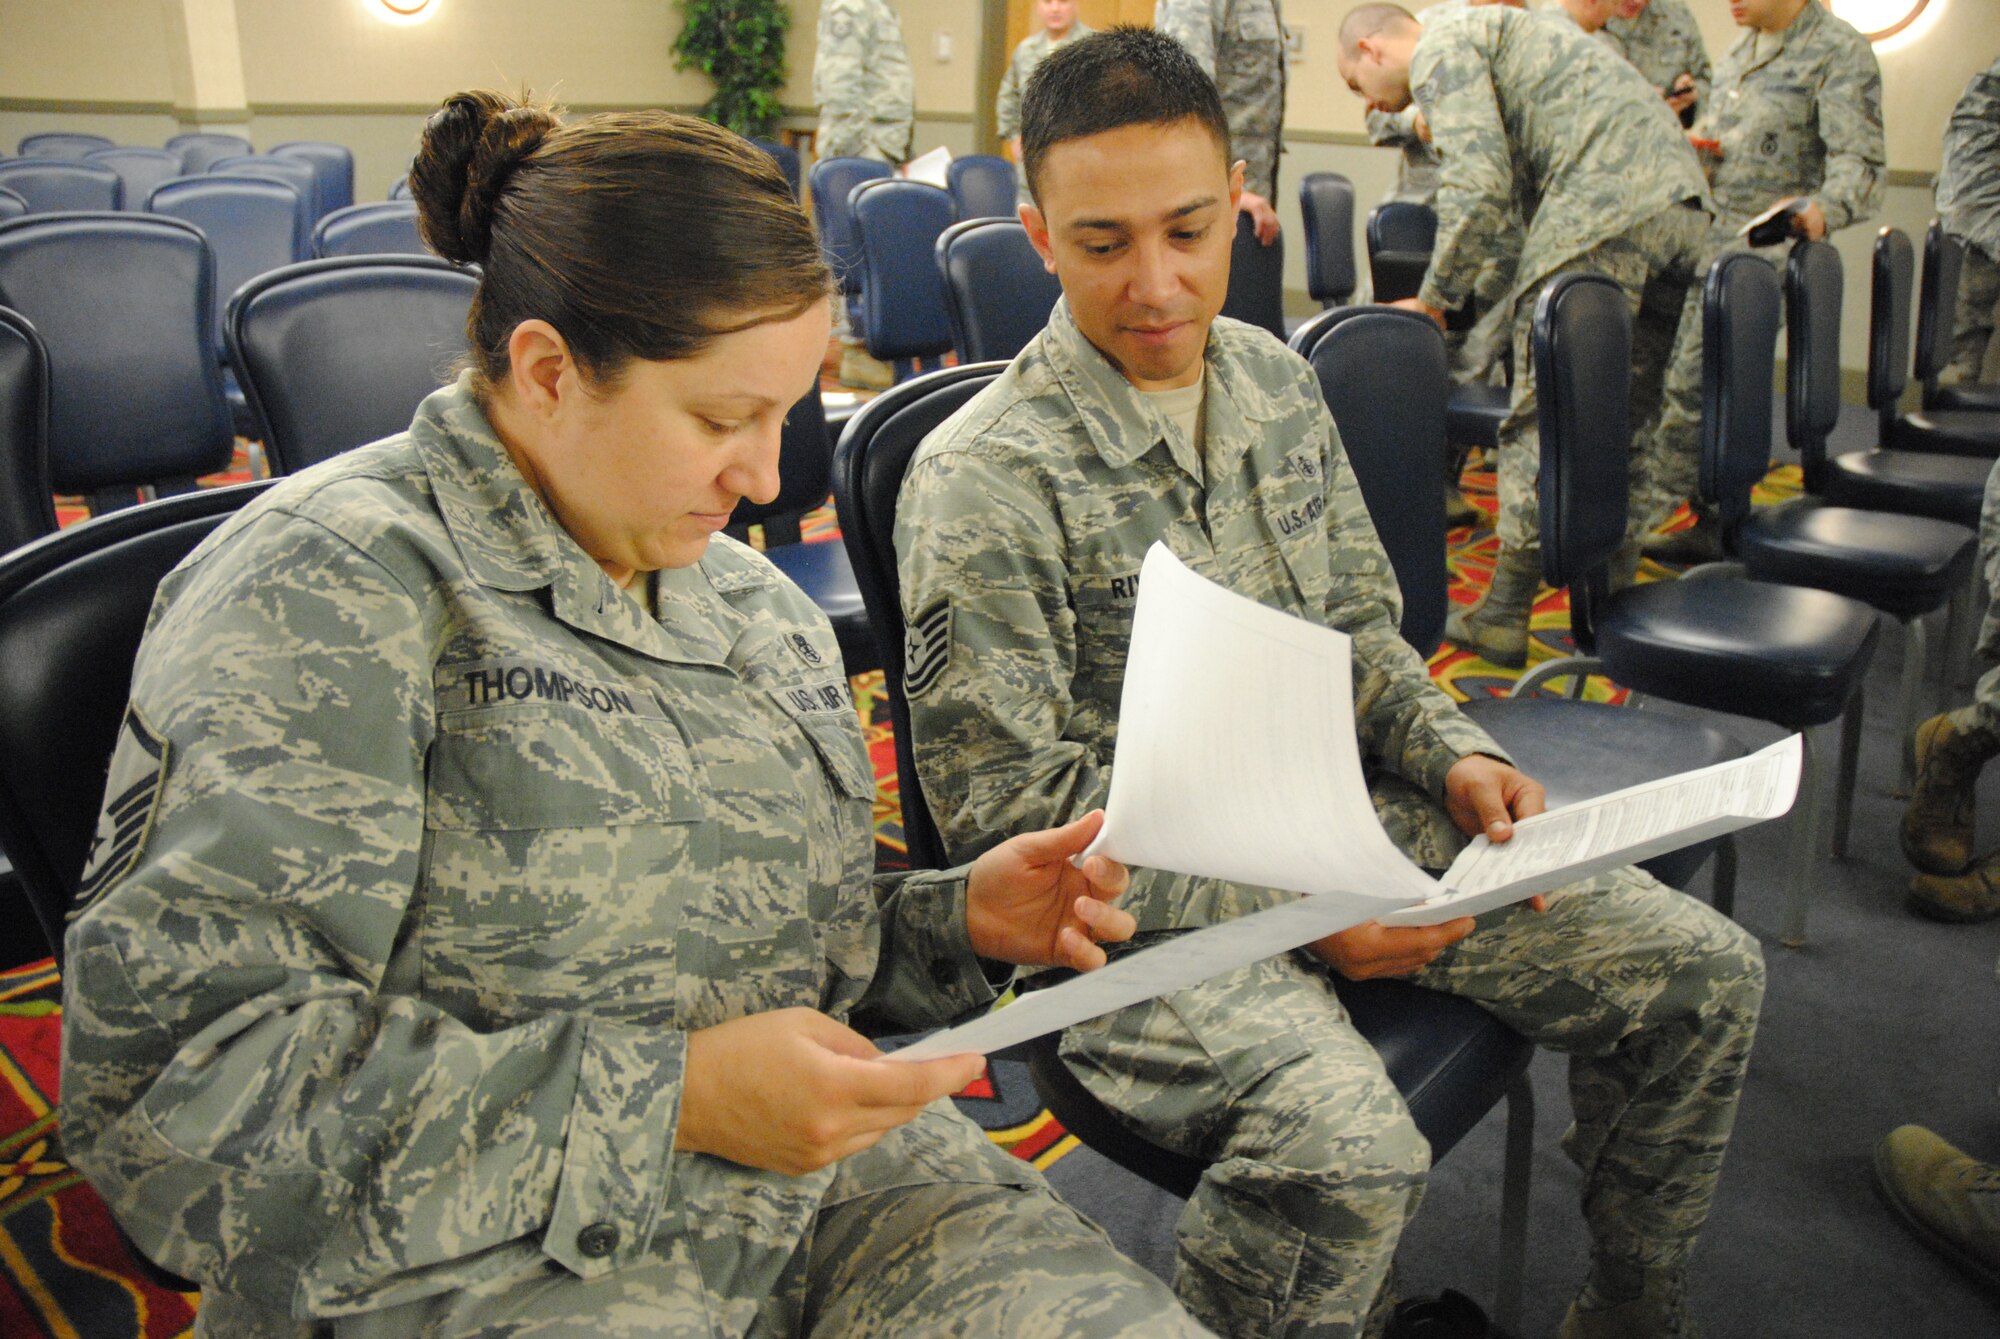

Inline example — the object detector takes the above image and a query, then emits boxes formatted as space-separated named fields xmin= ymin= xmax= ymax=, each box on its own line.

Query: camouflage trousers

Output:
xmin=1640 ymin=220 xmax=1796 ymax=538
xmin=1494 ymin=204 xmax=1710 ymax=552
xmin=195 ymin=1143 xmax=1213 ymax=1338
xmin=1946 ymin=240 xmax=2000 ymax=387
xmin=1945 ymin=456 xmax=2000 ymax=749
xmin=1059 ymin=868 xmax=1765 ymax=1339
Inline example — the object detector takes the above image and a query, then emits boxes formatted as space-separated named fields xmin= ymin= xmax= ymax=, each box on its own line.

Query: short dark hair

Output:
xmin=410 ymin=90 xmax=829 ymax=395
xmin=1019 ymin=27 xmax=1232 ymax=203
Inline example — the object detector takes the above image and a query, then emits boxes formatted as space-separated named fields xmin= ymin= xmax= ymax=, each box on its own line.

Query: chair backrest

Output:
xmin=1868 ymin=225 xmax=1914 ymax=422
xmin=935 ymin=217 xmax=1060 ymax=363
xmin=17 ymin=132 xmax=116 ymax=159
xmin=1366 ymin=201 xmax=1435 ymax=303
xmin=311 ymin=200 xmax=428 ymax=258
xmin=1530 ymin=271 xmax=1630 ymax=650
xmin=0 ymin=214 xmax=235 ymax=492
xmin=147 ymin=175 xmax=310 ymax=354
xmin=165 ymin=131 xmax=253 ymax=174
xmin=1914 ymin=218 xmax=1962 ymax=400
xmin=852 ymin=178 xmax=956 ymax=363
xmin=750 ymin=138 xmax=803 ymax=198
xmin=808 ymin=156 xmax=893 ymax=298
xmin=270 ymin=140 xmax=356 ymax=219
xmin=226 ymin=255 xmax=478 ymax=474
xmin=1220 ymin=211 xmax=1288 ymax=341
xmin=1785 ymin=238 xmax=1844 ymax=492
xmin=84 ymin=147 xmax=182 ymax=211
xmin=0 ymin=482 xmax=275 ymax=964
xmin=207 ymin=153 xmax=318 ymax=221
xmin=831 ymin=362 xmax=1006 ymax=868
xmin=946 ymin=154 xmax=1018 ymax=221
xmin=728 ymin=385 xmax=833 ymax=545
xmin=0 ymin=308 xmax=60 ymax=555
xmin=0 ymin=159 xmax=122 ymax=213
xmin=0 ymin=189 xmax=24 ymax=222
xmin=387 ymin=175 xmax=413 ymax=201
xmin=1290 ymin=305 xmax=1450 ymax=655
xmin=1299 ymin=171 xmax=1357 ymax=305
xmin=1701 ymin=252 xmax=1783 ymax=542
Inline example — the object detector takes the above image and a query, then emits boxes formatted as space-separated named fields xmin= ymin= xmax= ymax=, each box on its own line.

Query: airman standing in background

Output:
xmin=997 ymin=0 xmax=1095 ymax=190
xmin=1604 ymin=0 xmax=1712 ymax=128
xmin=1157 ymin=0 xmax=1288 ymax=246
xmin=1936 ymin=58 xmax=2000 ymax=390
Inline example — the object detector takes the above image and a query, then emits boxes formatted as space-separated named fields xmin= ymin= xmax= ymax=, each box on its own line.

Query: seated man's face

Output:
xmin=1023 ymin=117 xmax=1239 ymax=391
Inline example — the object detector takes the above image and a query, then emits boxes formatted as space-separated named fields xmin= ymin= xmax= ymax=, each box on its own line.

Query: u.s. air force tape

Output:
xmin=74 ymin=706 xmax=170 ymax=914
xmin=904 ymin=598 xmax=952 ymax=698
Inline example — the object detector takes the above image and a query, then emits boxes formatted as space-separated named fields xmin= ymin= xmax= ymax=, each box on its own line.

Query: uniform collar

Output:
xmin=413 ymin=375 xmax=708 ymax=665
xmin=1041 ymin=297 xmax=1280 ymax=483
xmin=1734 ymin=0 xmax=1819 ymax=72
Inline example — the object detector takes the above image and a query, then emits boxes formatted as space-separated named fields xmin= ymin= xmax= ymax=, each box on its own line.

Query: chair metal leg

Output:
xmin=1711 ymin=834 xmax=1738 ymax=919
xmin=1892 ymin=615 xmax=1928 ymax=796
xmin=1940 ymin=583 xmax=1968 ymax=688
xmin=1511 ymin=654 xmax=1603 ymax=698
xmin=1492 ymin=1071 xmax=1535 ymax=1337
xmin=1783 ymin=725 xmax=1830 ymax=948
xmin=1835 ymin=690 xmax=1865 ymax=859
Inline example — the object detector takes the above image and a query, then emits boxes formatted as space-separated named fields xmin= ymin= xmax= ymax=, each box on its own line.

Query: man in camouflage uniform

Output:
xmin=1157 ymin=0 xmax=1287 ymax=247
xmin=1604 ymin=0 xmax=1711 ymax=128
xmin=813 ymin=0 xmax=912 ymax=164
xmin=1338 ymin=3 xmax=1713 ymax=669
xmin=996 ymin=0 xmax=1093 ymax=191
xmin=1364 ymin=0 xmax=1521 ymax=207
xmin=1936 ymin=58 xmax=2000 ymax=390
xmin=899 ymin=28 xmax=1764 ymax=1339
xmin=1641 ymin=0 xmax=1883 ymax=564
xmin=59 ymin=376 xmax=1214 ymax=1338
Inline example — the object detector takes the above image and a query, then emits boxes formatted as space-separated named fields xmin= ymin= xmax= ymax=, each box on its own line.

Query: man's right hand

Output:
xmin=1307 ymin=917 xmax=1477 ymax=980
xmin=677 ymin=1008 xmax=984 ymax=1175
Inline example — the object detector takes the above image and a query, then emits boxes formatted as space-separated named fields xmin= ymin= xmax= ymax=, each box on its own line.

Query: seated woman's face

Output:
xmin=533 ymin=298 xmax=833 ymax=577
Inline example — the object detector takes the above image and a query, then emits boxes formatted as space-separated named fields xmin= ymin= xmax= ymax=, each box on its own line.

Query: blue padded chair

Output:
xmin=1512 ymin=267 xmax=1879 ymax=946
xmin=0 ymin=215 xmax=235 ymax=505
xmin=0 ymin=308 xmax=60 ymax=555
xmin=726 ymin=384 xmax=880 ymax=675
xmin=165 ymin=131 xmax=252 ymax=174
xmin=148 ymin=176 xmax=310 ymax=356
xmin=851 ymin=177 xmax=956 ymax=379
xmin=1809 ymin=229 xmax=1990 ymax=527
xmin=1734 ymin=238 xmax=1979 ymax=790
xmin=0 ymin=159 xmax=121 ymax=213
xmin=387 ymin=175 xmax=413 ymax=201
xmin=1366 ymin=199 xmax=1435 ymax=303
xmin=1291 ymin=303 xmax=1745 ymax=903
xmin=312 ymin=201 xmax=427 ymax=258
xmin=226 ymin=256 xmax=476 ymax=475
xmin=0 ymin=189 xmax=24 ymax=223
xmin=270 ymin=140 xmax=356 ymax=220
xmin=16 ymin=132 xmax=116 ymax=159
xmin=750 ymin=138 xmax=802 ymax=198
xmin=1220 ymin=211 xmax=1287 ymax=341
xmin=808 ymin=156 xmax=894 ymax=335
xmin=832 ymin=362 xmax=1536 ymax=1334
xmin=1918 ymin=222 xmax=2000 ymax=413
xmin=935 ymin=217 xmax=1059 ymax=364
xmin=1299 ymin=170 xmax=1357 ymax=306
xmin=206 ymin=153 xmax=318 ymax=224
xmin=945 ymin=153 xmax=1018 ymax=222
xmin=84 ymin=147 xmax=182 ymax=210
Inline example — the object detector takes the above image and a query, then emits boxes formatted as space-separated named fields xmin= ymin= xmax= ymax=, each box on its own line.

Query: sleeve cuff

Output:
xmin=543 ymin=1020 xmax=686 ymax=1279
xmin=1415 ymin=713 xmax=1512 ymax=799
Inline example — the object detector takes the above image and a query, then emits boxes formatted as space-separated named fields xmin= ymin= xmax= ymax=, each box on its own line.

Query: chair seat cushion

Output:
xmin=1446 ymin=382 xmax=1511 ymax=451
xmin=1736 ymin=498 xmax=1977 ymax=620
xmin=1822 ymin=448 xmax=1987 ymax=526
xmin=1460 ymin=697 xmax=1743 ymax=889
xmin=1889 ymin=409 xmax=2000 ymax=458
xmin=761 ymin=540 xmax=880 ymax=674
xmin=1930 ymin=381 xmax=2000 ymax=413
xmin=1595 ymin=577 xmax=1880 ymax=731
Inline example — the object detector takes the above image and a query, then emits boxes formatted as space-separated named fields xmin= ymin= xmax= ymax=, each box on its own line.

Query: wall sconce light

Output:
xmin=1826 ymin=0 xmax=1940 ymax=49
xmin=374 ymin=0 xmax=438 ymax=24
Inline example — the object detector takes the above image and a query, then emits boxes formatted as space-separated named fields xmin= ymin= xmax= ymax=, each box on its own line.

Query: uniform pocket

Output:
xmin=765 ymin=680 xmax=875 ymax=803
xmin=426 ymin=704 xmax=705 ymax=831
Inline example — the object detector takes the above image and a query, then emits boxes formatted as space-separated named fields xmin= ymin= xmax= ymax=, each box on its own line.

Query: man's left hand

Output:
xmin=1784 ymin=197 xmax=1828 ymax=242
xmin=1239 ymin=191 xmax=1281 ymax=246
xmin=966 ymin=810 xmax=1135 ymax=971
xmin=1389 ymin=296 xmax=1448 ymax=330
xmin=1665 ymin=74 xmax=1698 ymax=116
xmin=1444 ymin=755 xmax=1549 ymax=911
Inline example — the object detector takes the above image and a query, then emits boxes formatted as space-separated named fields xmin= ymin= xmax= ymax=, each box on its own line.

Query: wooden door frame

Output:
xmin=977 ymin=0 xmax=1009 ymax=154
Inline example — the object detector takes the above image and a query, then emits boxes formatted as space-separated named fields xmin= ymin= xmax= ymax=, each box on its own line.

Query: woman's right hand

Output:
xmin=676 ymin=1008 xmax=985 ymax=1175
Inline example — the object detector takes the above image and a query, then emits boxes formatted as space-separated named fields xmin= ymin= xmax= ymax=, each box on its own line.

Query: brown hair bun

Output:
xmin=409 ymin=90 xmax=557 ymax=265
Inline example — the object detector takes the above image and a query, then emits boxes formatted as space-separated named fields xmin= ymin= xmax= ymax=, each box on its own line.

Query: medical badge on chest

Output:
xmin=74 ymin=707 xmax=170 ymax=912
xmin=787 ymin=632 xmax=826 ymax=668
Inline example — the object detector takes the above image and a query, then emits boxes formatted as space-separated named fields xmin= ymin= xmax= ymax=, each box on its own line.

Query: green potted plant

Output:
xmin=673 ymin=0 xmax=791 ymax=139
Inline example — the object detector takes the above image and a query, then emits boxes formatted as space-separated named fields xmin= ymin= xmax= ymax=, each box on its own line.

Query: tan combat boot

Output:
xmin=1444 ymin=544 xmax=1540 ymax=670
xmin=1908 ymin=851 xmax=2000 ymax=923
xmin=1557 ymin=1266 xmax=1699 ymax=1339
xmin=1902 ymin=712 xmax=1993 ymax=875
xmin=1640 ymin=508 xmax=1722 ymax=566
xmin=1874 ymin=1125 xmax=2000 ymax=1290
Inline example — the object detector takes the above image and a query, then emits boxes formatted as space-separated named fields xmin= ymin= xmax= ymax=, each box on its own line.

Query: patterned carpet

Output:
xmin=0 ymin=419 xmax=1804 ymax=1334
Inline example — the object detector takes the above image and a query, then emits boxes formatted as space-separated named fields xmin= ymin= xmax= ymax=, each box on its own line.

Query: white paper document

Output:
xmin=891 ymin=544 xmax=1800 ymax=1061
xmin=901 ymin=146 xmax=953 ymax=188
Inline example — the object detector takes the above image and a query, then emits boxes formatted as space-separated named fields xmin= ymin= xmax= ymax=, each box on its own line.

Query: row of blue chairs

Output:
xmin=3 ymin=137 xmax=355 ymax=220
